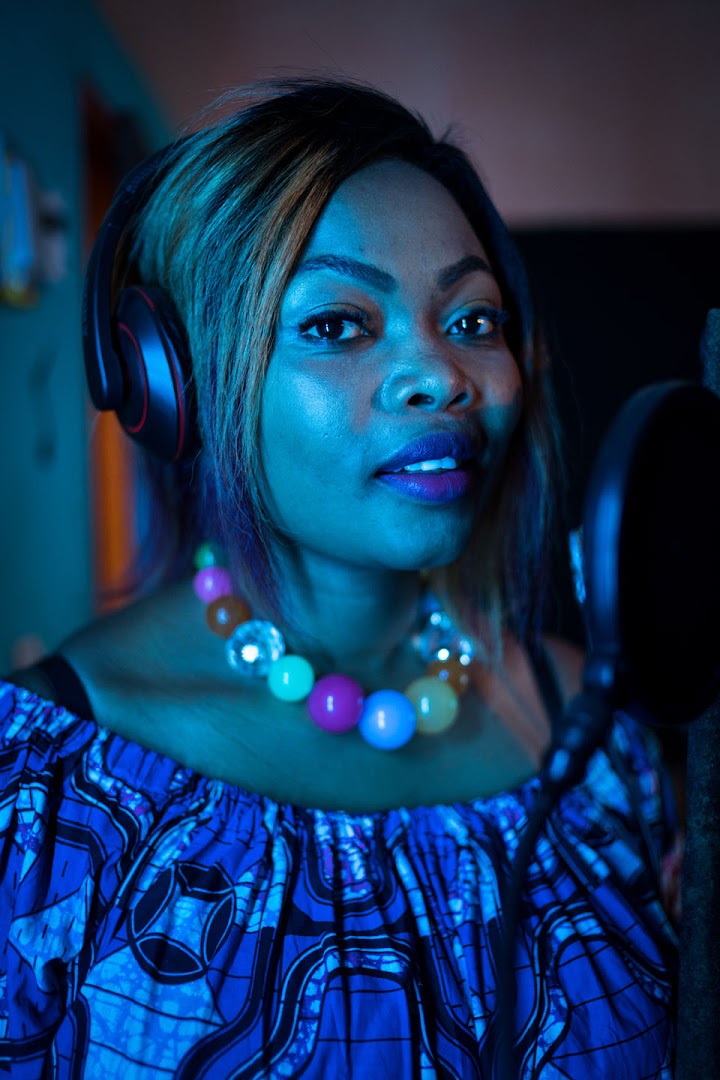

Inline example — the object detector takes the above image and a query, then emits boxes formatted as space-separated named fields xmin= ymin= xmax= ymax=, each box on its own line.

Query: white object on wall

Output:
xmin=0 ymin=136 xmax=69 ymax=306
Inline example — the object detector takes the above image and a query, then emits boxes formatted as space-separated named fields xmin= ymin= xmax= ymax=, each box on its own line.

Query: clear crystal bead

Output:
xmin=225 ymin=619 xmax=285 ymax=678
xmin=413 ymin=610 xmax=475 ymax=666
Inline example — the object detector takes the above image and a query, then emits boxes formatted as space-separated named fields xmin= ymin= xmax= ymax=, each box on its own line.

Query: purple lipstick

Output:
xmin=375 ymin=432 xmax=480 ymax=504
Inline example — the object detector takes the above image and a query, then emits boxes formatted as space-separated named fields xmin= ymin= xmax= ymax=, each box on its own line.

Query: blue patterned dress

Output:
xmin=0 ymin=680 xmax=677 ymax=1078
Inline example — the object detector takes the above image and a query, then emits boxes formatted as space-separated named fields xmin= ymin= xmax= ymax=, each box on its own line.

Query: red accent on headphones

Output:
xmin=116 ymin=322 xmax=148 ymax=434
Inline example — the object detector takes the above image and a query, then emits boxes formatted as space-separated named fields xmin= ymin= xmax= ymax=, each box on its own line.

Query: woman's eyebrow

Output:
xmin=437 ymin=254 xmax=493 ymax=290
xmin=296 ymin=255 xmax=396 ymax=292
xmin=295 ymin=252 xmax=494 ymax=293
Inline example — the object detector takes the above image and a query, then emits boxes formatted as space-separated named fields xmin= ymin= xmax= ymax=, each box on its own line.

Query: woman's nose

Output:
xmin=377 ymin=342 xmax=477 ymax=414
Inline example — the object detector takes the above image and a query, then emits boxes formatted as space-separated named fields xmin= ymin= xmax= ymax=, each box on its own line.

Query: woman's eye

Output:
xmin=447 ymin=307 xmax=509 ymax=338
xmin=299 ymin=311 xmax=369 ymax=344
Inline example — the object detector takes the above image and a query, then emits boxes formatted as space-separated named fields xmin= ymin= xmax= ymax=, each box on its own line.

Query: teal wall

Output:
xmin=0 ymin=0 xmax=169 ymax=672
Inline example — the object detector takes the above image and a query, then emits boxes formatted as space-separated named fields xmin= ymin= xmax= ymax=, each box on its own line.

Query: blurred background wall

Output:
xmin=97 ymin=0 xmax=720 ymax=223
xmin=1 ymin=0 xmax=719 ymax=670
xmin=0 ymin=0 xmax=168 ymax=672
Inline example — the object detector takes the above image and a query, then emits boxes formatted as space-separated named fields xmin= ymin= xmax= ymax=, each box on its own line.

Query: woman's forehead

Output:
xmin=301 ymin=159 xmax=490 ymax=271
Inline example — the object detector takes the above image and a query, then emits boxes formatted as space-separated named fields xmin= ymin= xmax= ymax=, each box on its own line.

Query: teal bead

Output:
xmin=193 ymin=542 xmax=226 ymax=570
xmin=267 ymin=655 xmax=315 ymax=702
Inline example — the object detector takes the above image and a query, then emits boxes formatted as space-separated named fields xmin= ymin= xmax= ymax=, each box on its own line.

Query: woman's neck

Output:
xmin=259 ymin=549 xmax=425 ymax=687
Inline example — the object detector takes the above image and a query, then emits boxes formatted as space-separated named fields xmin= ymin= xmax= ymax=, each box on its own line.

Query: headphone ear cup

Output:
xmin=113 ymin=285 xmax=196 ymax=462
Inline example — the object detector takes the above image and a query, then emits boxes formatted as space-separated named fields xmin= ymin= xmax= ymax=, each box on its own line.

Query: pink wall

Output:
xmin=95 ymin=0 xmax=720 ymax=223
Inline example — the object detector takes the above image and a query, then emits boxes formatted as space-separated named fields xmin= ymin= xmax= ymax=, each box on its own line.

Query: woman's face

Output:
xmin=259 ymin=159 xmax=523 ymax=573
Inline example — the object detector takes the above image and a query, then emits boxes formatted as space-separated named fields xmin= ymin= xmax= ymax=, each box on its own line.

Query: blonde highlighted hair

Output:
xmin=127 ymin=77 xmax=562 ymax=652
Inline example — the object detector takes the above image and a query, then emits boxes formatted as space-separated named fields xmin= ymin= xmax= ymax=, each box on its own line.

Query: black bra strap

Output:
xmin=33 ymin=654 xmax=95 ymax=722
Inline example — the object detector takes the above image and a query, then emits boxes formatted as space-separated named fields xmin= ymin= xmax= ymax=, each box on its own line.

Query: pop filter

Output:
xmin=582 ymin=380 xmax=720 ymax=725
xmin=499 ymin=378 xmax=720 ymax=1079
xmin=580 ymin=373 xmax=720 ymax=1079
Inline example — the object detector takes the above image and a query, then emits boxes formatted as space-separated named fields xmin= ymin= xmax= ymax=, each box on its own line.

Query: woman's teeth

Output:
xmin=396 ymin=456 xmax=459 ymax=473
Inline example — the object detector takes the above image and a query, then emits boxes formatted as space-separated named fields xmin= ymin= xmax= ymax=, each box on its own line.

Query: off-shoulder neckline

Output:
xmin=3 ymin=679 xmax=549 ymax=821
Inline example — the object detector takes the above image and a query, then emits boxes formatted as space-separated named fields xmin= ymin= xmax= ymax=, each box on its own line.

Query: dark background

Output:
xmin=514 ymin=227 xmax=720 ymax=645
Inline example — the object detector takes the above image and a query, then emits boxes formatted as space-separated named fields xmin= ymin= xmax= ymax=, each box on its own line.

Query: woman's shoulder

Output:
xmin=7 ymin=581 xmax=215 ymax=755
xmin=59 ymin=579 xmax=203 ymax=684
xmin=539 ymin=633 xmax=584 ymax=702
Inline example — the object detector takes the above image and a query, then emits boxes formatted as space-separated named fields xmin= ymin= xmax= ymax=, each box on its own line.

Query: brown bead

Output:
xmin=427 ymin=657 xmax=471 ymax=695
xmin=205 ymin=595 xmax=251 ymax=638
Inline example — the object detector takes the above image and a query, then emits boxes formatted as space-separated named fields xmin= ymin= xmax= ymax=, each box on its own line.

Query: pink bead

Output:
xmin=307 ymin=674 xmax=364 ymax=733
xmin=193 ymin=565 xmax=234 ymax=604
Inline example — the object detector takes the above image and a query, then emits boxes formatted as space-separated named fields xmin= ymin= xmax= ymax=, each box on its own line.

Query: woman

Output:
xmin=1 ymin=79 xmax=677 ymax=1077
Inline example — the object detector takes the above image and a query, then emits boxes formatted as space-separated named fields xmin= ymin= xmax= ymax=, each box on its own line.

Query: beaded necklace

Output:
xmin=193 ymin=542 xmax=475 ymax=750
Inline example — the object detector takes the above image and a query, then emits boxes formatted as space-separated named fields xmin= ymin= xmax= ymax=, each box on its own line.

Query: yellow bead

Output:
xmin=267 ymin=655 xmax=315 ymax=702
xmin=405 ymin=676 xmax=459 ymax=735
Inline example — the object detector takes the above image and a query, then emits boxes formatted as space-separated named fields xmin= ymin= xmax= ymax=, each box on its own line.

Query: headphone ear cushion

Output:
xmin=114 ymin=285 xmax=196 ymax=462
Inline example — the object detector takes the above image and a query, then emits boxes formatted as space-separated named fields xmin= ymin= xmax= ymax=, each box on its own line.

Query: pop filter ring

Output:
xmin=582 ymin=379 xmax=720 ymax=725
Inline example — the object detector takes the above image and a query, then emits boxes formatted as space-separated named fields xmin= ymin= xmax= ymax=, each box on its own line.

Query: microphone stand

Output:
xmin=676 ymin=705 xmax=720 ymax=1077
xmin=675 ymin=309 xmax=720 ymax=1079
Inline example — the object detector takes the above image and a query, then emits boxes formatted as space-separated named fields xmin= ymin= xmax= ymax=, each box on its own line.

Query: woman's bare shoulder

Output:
xmin=6 ymin=591 xmax=177 ymax=705
xmin=47 ymin=580 xmax=243 ymax=758
xmin=540 ymin=634 xmax=584 ymax=704
xmin=27 ymin=581 xmax=211 ymax=729
xmin=59 ymin=581 xmax=200 ymax=676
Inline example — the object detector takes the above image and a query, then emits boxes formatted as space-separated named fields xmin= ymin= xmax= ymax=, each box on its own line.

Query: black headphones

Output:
xmin=82 ymin=147 xmax=197 ymax=462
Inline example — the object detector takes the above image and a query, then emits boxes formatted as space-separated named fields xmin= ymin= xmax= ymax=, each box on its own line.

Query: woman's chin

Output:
xmin=379 ymin=529 xmax=473 ymax=573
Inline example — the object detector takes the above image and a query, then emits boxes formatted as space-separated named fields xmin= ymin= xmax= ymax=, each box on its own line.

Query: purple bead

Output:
xmin=193 ymin=565 xmax=233 ymax=604
xmin=307 ymin=674 xmax=364 ymax=733
xmin=358 ymin=690 xmax=417 ymax=750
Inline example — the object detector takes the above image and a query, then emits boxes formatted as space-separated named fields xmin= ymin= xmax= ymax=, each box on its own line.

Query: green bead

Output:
xmin=405 ymin=676 xmax=458 ymax=735
xmin=193 ymin=542 xmax=226 ymax=570
xmin=267 ymin=655 xmax=315 ymax=703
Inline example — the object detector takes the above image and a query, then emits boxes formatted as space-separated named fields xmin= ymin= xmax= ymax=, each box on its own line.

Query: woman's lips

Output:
xmin=374 ymin=431 xmax=481 ymax=503
xmin=376 ymin=466 xmax=475 ymax=503
xmin=377 ymin=431 xmax=480 ymax=475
